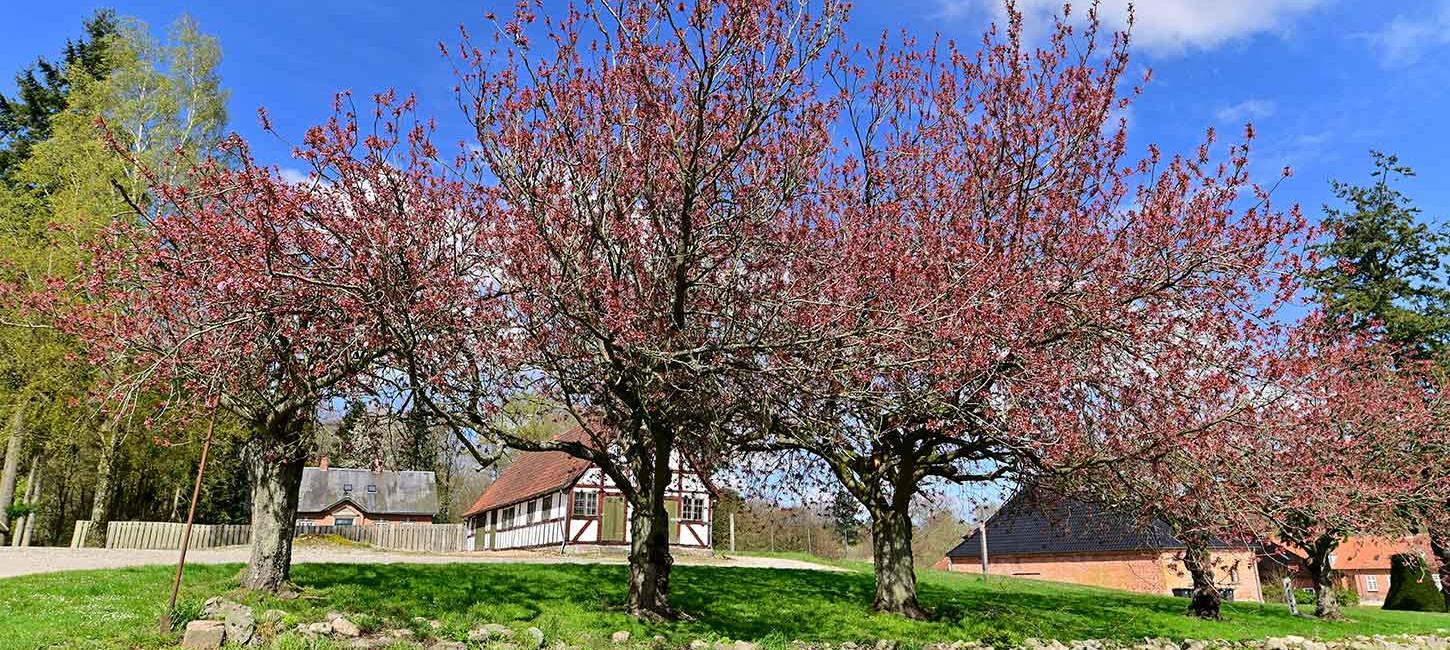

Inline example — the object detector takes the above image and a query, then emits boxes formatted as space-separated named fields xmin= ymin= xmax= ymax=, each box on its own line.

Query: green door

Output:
xmin=665 ymin=500 xmax=680 ymax=544
xmin=602 ymin=496 xmax=627 ymax=542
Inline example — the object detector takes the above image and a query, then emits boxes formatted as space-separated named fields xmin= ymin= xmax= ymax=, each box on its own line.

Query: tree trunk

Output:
xmin=623 ymin=434 xmax=676 ymax=619
xmin=1181 ymin=536 xmax=1222 ymax=619
xmin=0 ymin=407 xmax=26 ymax=545
xmin=1430 ymin=526 xmax=1450 ymax=611
xmin=1305 ymin=535 xmax=1342 ymax=619
xmin=241 ymin=410 xmax=308 ymax=592
xmin=19 ymin=455 xmax=43 ymax=547
xmin=870 ymin=505 xmax=928 ymax=619
xmin=84 ymin=436 xmax=121 ymax=548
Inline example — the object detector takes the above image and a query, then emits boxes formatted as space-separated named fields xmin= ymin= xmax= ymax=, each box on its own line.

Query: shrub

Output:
xmin=1383 ymin=553 xmax=1448 ymax=612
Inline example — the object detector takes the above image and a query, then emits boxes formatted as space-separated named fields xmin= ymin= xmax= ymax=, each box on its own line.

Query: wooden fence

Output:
xmin=71 ymin=520 xmax=465 ymax=553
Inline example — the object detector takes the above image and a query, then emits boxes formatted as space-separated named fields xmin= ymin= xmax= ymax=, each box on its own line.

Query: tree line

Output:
xmin=2 ymin=0 xmax=1448 ymax=627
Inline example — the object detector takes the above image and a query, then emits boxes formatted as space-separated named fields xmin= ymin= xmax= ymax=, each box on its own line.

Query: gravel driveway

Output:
xmin=0 ymin=544 xmax=845 ymax=579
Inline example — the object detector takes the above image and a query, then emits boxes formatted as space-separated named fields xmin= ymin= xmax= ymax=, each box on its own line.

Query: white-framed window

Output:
xmin=297 ymin=518 xmax=312 ymax=526
xmin=573 ymin=491 xmax=599 ymax=517
xmin=681 ymin=494 xmax=706 ymax=521
xmin=503 ymin=506 xmax=514 ymax=528
xmin=528 ymin=500 xmax=539 ymax=523
xmin=1365 ymin=575 xmax=1379 ymax=592
xmin=543 ymin=495 xmax=553 ymax=518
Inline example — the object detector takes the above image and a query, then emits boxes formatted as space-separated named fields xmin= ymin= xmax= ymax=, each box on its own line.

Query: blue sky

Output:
xmin=6 ymin=1 xmax=1450 ymax=228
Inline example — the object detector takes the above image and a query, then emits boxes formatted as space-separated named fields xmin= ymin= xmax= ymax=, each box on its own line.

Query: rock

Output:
xmin=349 ymin=638 xmax=391 ymax=649
xmin=612 ymin=631 xmax=632 ymax=645
xmin=430 ymin=643 xmax=467 ymax=650
xmin=307 ymin=621 xmax=334 ymax=636
xmin=690 ymin=640 xmax=711 ymax=650
xmin=735 ymin=641 xmax=759 ymax=650
xmin=181 ymin=620 xmax=226 ymax=650
xmin=413 ymin=616 xmax=443 ymax=630
xmin=332 ymin=617 xmax=363 ymax=638
xmin=277 ymin=589 xmax=301 ymax=600
xmin=200 ymin=597 xmax=255 ymax=646
xmin=326 ymin=611 xmax=346 ymax=622
xmin=390 ymin=629 xmax=416 ymax=639
xmin=523 ymin=627 xmax=547 ymax=648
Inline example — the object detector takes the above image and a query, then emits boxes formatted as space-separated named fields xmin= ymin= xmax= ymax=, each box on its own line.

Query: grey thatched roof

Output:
xmin=297 ymin=467 xmax=439 ymax=516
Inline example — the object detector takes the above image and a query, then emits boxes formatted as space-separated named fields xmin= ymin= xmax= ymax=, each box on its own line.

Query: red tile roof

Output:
xmin=462 ymin=427 xmax=596 ymax=517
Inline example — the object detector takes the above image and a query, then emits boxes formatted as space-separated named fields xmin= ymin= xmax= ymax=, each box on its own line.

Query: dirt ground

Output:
xmin=0 ymin=543 xmax=844 ymax=579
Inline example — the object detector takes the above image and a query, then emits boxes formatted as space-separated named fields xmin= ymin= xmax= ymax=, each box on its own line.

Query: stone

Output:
xmin=326 ymin=611 xmax=346 ymax=622
xmin=524 ymin=626 xmax=547 ymax=648
xmin=200 ymin=597 xmax=255 ymax=646
xmin=612 ymin=631 xmax=632 ymax=645
xmin=277 ymin=589 xmax=301 ymax=600
xmin=349 ymin=638 xmax=391 ymax=649
xmin=735 ymin=641 xmax=759 ymax=650
xmin=690 ymin=640 xmax=711 ymax=650
xmin=181 ymin=620 xmax=226 ymax=650
xmin=332 ymin=617 xmax=363 ymax=638
xmin=307 ymin=621 xmax=334 ymax=636
xmin=430 ymin=643 xmax=467 ymax=650
xmin=390 ymin=629 xmax=417 ymax=639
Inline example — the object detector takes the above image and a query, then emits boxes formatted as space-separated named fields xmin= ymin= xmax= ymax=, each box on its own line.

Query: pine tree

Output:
xmin=1308 ymin=151 xmax=1450 ymax=361
xmin=0 ymin=9 xmax=118 ymax=181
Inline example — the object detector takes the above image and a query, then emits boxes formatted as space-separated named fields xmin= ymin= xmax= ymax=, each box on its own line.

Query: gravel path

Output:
xmin=0 ymin=544 xmax=844 ymax=579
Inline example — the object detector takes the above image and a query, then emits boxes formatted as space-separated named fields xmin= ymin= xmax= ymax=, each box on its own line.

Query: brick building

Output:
xmin=938 ymin=491 xmax=1263 ymax=602
xmin=294 ymin=461 xmax=439 ymax=526
xmin=1267 ymin=536 xmax=1441 ymax=605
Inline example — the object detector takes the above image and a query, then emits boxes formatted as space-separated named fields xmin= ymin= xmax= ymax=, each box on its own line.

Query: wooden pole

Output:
xmin=162 ymin=405 xmax=218 ymax=630
xmin=729 ymin=511 xmax=736 ymax=553
xmin=979 ymin=521 xmax=988 ymax=580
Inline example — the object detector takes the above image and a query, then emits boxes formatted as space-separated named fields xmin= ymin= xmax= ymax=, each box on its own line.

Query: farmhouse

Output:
xmin=938 ymin=491 xmax=1264 ymax=602
xmin=1266 ymin=536 xmax=1442 ymax=605
xmin=462 ymin=426 xmax=715 ymax=552
xmin=295 ymin=460 xmax=439 ymax=526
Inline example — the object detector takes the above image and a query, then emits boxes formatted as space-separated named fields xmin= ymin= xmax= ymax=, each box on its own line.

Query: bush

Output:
xmin=1383 ymin=553 xmax=1447 ymax=612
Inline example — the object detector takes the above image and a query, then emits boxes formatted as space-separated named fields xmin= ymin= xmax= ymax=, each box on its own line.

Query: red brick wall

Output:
xmin=944 ymin=549 xmax=1263 ymax=602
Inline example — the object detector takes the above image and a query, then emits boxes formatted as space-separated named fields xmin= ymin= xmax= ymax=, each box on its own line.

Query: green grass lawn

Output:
xmin=2 ymin=560 xmax=1448 ymax=650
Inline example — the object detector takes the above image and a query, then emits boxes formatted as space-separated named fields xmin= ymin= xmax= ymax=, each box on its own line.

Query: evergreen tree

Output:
xmin=829 ymin=488 xmax=863 ymax=548
xmin=1308 ymin=151 xmax=1450 ymax=361
xmin=0 ymin=9 xmax=118 ymax=181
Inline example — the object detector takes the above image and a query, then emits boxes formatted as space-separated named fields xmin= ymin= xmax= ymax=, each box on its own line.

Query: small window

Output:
xmin=503 ymin=507 xmax=514 ymax=528
xmin=343 ymin=484 xmax=354 ymax=493
xmin=1366 ymin=575 xmax=1379 ymax=592
xmin=528 ymin=500 xmax=539 ymax=523
xmin=573 ymin=491 xmax=598 ymax=517
xmin=335 ymin=517 xmax=355 ymax=527
xmin=681 ymin=495 xmax=705 ymax=521
xmin=1228 ymin=568 xmax=1240 ymax=584
xmin=367 ymin=485 xmax=377 ymax=493
xmin=543 ymin=495 xmax=553 ymax=517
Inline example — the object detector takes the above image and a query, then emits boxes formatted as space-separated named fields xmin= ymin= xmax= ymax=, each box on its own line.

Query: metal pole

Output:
xmin=979 ymin=520 xmax=989 ymax=580
xmin=162 ymin=405 xmax=218 ymax=630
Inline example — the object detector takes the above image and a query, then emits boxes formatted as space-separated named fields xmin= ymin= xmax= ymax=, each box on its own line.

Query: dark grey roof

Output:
xmin=946 ymin=490 xmax=1233 ymax=559
xmin=297 ymin=467 xmax=439 ymax=516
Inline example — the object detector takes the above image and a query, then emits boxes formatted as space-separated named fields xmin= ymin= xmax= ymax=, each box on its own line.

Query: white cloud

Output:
xmin=278 ymin=167 xmax=311 ymax=185
xmin=1365 ymin=2 xmax=1450 ymax=68
xmin=934 ymin=0 xmax=1323 ymax=55
xmin=1215 ymin=99 xmax=1276 ymax=124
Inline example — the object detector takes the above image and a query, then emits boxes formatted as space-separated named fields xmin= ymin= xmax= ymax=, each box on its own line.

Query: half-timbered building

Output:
xmin=462 ymin=427 xmax=716 ymax=552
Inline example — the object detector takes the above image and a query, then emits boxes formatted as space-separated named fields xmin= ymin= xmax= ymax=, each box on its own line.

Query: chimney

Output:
xmin=319 ymin=455 xmax=329 ymax=472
